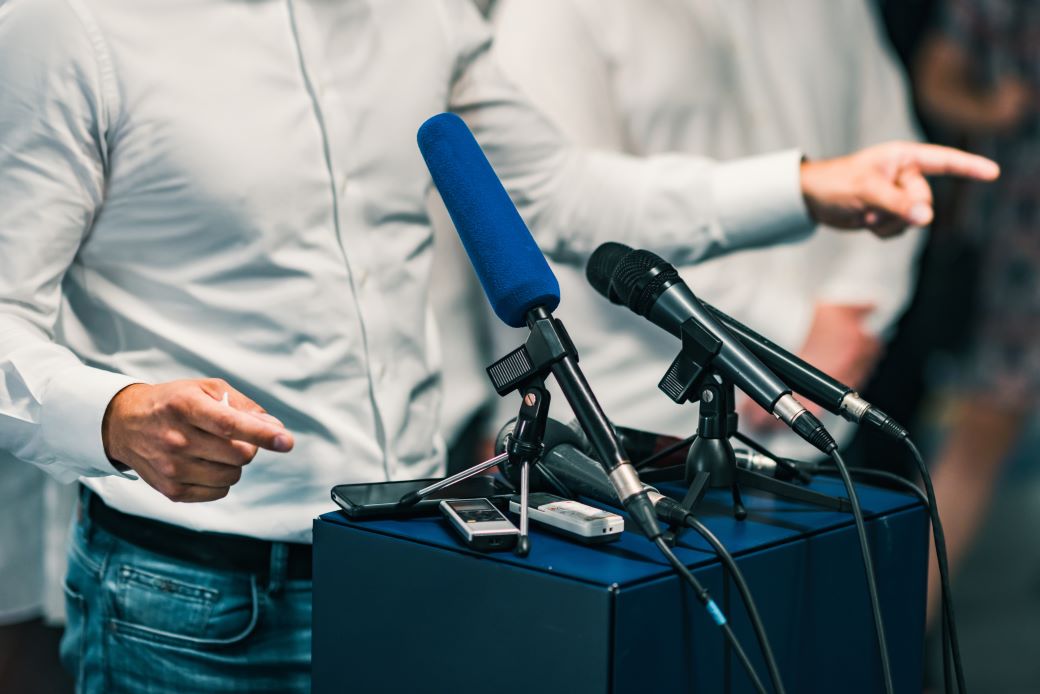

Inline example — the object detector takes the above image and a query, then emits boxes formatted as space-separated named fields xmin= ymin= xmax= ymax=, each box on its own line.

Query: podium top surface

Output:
xmin=316 ymin=477 xmax=921 ymax=589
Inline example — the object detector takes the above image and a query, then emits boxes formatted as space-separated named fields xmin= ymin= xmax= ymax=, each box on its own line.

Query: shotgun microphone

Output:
xmin=417 ymin=113 xmax=661 ymax=539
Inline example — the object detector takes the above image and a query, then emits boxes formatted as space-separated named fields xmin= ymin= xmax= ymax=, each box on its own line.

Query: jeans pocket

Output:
xmin=107 ymin=561 xmax=260 ymax=651
xmin=60 ymin=581 xmax=87 ymax=689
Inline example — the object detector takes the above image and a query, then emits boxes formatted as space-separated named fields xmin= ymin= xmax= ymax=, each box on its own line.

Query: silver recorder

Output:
xmin=439 ymin=498 xmax=520 ymax=552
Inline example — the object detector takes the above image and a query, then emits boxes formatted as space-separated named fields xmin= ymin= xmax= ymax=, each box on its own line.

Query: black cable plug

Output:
xmin=863 ymin=407 xmax=909 ymax=439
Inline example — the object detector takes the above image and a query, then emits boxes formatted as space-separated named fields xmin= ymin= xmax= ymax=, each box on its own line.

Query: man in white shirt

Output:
xmin=0 ymin=0 xmax=996 ymax=689
xmin=488 ymin=0 xmax=929 ymax=458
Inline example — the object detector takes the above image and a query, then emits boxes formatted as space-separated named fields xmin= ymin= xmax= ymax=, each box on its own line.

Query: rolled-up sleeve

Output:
xmin=0 ymin=0 xmax=138 ymax=481
xmin=441 ymin=0 xmax=814 ymax=267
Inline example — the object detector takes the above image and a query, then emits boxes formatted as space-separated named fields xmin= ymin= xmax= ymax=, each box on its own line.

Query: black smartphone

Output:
xmin=331 ymin=476 xmax=513 ymax=519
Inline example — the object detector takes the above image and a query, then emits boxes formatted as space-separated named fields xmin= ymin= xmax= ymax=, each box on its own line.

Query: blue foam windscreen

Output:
xmin=417 ymin=113 xmax=561 ymax=328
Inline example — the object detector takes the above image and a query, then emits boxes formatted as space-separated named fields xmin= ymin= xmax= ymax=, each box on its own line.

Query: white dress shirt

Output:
xmin=0 ymin=0 xmax=816 ymax=542
xmin=490 ymin=0 xmax=926 ymax=456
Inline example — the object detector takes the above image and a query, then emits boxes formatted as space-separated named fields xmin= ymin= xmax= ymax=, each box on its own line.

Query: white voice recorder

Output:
xmin=509 ymin=493 xmax=624 ymax=544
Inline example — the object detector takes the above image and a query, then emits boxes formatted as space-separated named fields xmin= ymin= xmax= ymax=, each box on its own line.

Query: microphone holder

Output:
xmin=655 ymin=319 xmax=850 ymax=533
xmin=402 ymin=308 xmax=580 ymax=556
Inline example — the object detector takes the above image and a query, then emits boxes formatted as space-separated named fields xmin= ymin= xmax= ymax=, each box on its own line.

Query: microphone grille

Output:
xmin=586 ymin=242 xmax=633 ymax=303
xmin=613 ymin=249 xmax=680 ymax=316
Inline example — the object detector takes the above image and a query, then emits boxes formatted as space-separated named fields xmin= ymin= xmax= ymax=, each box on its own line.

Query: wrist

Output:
xmin=102 ymin=382 xmax=146 ymax=465
xmin=799 ymin=159 xmax=824 ymax=224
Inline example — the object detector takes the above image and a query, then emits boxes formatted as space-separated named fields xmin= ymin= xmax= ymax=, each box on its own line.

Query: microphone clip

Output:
xmin=486 ymin=312 xmax=577 ymax=396
xmin=658 ymin=318 xmax=723 ymax=404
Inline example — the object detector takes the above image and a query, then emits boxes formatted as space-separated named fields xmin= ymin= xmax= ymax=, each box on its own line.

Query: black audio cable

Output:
xmin=652 ymin=537 xmax=769 ymax=694
xmin=903 ymin=437 xmax=965 ymax=694
xmin=839 ymin=423 xmax=966 ymax=694
xmin=816 ymin=466 xmax=926 ymax=506
xmin=650 ymin=494 xmax=785 ymax=694
xmin=710 ymin=435 xmax=895 ymax=693
xmin=684 ymin=516 xmax=786 ymax=694
xmin=828 ymin=446 xmax=895 ymax=694
xmin=787 ymin=448 xmax=964 ymax=694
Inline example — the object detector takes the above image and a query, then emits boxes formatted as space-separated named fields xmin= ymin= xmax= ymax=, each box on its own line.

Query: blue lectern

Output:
xmin=313 ymin=478 xmax=927 ymax=693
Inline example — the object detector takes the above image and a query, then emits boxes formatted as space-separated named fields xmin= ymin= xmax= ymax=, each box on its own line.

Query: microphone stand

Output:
xmin=651 ymin=318 xmax=850 ymax=539
xmin=398 ymin=308 xmax=579 ymax=557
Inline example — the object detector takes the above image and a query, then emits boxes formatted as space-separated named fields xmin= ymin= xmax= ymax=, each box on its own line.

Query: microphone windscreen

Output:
xmin=585 ymin=242 xmax=632 ymax=304
xmin=417 ymin=113 xmax=560 ymax=328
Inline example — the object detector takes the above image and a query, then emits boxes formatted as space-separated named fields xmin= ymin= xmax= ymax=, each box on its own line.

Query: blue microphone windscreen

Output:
xmin=417 ymin=113 xmax=560 ymax=328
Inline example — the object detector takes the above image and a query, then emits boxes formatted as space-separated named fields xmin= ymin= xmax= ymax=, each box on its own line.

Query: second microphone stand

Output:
xmin=652 ymin=318 xmax=850 ymax=534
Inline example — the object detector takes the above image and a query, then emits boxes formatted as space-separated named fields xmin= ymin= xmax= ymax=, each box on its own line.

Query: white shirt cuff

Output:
xmin=39 ymin=364 xmax=142 ymax=478
xmin=712 ymin=149 xmax=815 ymax=250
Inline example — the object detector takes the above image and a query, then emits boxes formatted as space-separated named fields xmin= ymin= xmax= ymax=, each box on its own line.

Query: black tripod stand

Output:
xmin=646 ymin=317 xmax=849 ymax=536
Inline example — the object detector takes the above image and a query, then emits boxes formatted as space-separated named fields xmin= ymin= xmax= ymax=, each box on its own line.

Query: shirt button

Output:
xmin=357 ymin=269 xmax=369 ymax=288
xmin=338 ymin=174 xmax=348 ymax=196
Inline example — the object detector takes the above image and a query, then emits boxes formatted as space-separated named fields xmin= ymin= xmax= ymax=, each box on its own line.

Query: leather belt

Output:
xmin=83 ymin=487 xmax=312 ymax=580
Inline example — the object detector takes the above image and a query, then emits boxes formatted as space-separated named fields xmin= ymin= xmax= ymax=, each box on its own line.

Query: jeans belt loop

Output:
xmin=268 ymin=542 xmax=289 ymax=594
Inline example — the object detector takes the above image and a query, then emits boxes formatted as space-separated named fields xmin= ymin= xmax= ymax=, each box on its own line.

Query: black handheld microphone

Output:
xmin=535 ymin=439 xmax=694 ymax=527
xmin=494 ymin=418 xmax=690 ymax=521
xmin=586 ymin=243 xmax=836 ymax=454
xmin=702 ymin=303 xmax=907 ymax=438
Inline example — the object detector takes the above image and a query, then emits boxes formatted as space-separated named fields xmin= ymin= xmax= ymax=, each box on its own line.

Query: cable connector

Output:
xmin=790 ymin=410 xmax=837 ymax=453
xmin=623 ymin=491 xmax=664 ymax=541
xmin=652 ymin=494 xmax=692 ymax=526
xmin=863 ymin=407 xmax=909 ymax=440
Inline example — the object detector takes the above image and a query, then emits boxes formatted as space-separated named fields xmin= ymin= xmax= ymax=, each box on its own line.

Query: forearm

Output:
xmin=522 ymin=146 xmax=814 ymax=266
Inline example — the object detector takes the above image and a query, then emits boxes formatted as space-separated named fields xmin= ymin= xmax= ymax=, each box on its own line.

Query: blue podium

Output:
xmin=313 ymin=478 xmax=927 ymax=693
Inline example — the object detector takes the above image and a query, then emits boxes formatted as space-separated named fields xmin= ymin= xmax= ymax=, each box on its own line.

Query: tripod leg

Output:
xmin=399 ymin=451 xmax=510 ymax=506
xmin=516 ymin=460 xmax=531 ymax=556
xmin=735 ymin=468 xmax=852 ymax=513
xmin=665 ymin=471 xmax=711 ymax=546
xmin=731 ymin=481 xmax=748 ymax=521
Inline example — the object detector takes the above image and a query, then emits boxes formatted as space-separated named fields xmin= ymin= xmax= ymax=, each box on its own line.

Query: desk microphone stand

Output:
xmin=650 ymin=318 xmax=850 ymax=543
xmin=399 ymin=311 xmax=581 ymax=557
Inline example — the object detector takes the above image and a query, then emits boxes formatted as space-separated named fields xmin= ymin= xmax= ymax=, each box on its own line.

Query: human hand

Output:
xmin=741 ymin=303 xmax=882 ymax=431
xmin=101 ymin=379 xmax=294 ymax=502
xmin=800 ymin=142 xmax=999 ymax=237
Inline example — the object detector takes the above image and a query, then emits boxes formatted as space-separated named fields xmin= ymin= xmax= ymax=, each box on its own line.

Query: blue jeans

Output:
xmin=60 ymin=500 xmax=312 ymax=693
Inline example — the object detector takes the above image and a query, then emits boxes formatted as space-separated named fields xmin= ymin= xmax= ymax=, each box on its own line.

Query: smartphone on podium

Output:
xmin=331 ymin=476 xmax=512 ymax=519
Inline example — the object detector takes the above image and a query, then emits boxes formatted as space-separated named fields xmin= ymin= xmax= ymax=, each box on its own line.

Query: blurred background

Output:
xmin=862 ymin=0 xmax=1040 ymax=688
xmin=2 ymin=0 xmax=1037 ymax=692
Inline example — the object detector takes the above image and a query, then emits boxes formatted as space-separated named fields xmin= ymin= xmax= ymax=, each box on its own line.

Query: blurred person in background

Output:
xmin=487 ymin=0 xmax=926 ymax=459
xmin=913 ymin=0 xmax=1040 ymax=621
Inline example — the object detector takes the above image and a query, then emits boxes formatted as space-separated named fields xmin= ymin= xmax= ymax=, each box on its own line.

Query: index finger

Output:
xmin=906 ymin=144 xmax=1000 ymax=181
xmin=182 ymin=393 xmax=294 ymax=453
